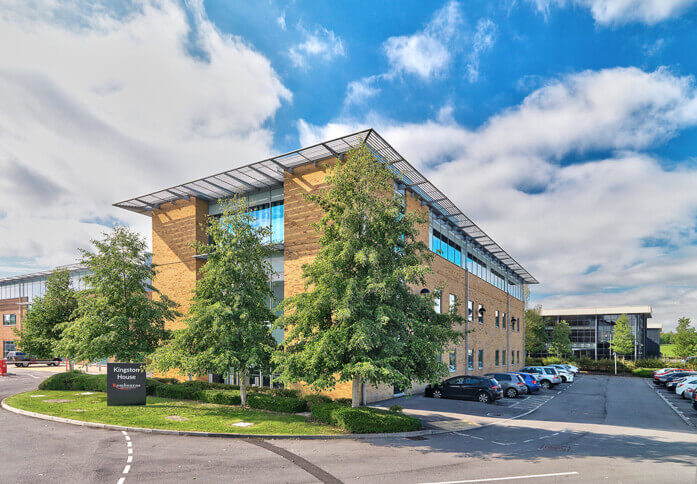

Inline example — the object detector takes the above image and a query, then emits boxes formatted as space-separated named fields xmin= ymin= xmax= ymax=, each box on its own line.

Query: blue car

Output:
xmin=514 ymin=372 xmax=541 ymax=394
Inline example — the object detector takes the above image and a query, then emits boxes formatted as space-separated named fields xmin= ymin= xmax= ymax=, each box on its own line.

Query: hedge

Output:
xmin=247 ymin=393 xmax=307 ymax=413
xmin=310 ymin=403 xmax=421 ymax=434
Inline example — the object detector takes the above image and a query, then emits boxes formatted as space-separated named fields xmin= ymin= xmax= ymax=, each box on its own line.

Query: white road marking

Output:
xmin=127 ymin=456 xmax=133 ymax=463
xmin=523 ymin=439 xmax=533 ymax=443
xmin=117 ymin=479 xmax=125 ymax=484
xmin=420 ymin=471 xmax=579 ymax=483
xmin=128 ymin=448 xmax=132 ymax=455
xmin=123 ymin=465 xmax=131 ymax=474
xmin=125 ymin=435 xmax=130 ymax=441
xmin=121 ymin=431 xmax=127 ymax=435
xmin=127 ymin=441 xmax=132 ymax=448
xmin=119 ymin=431 xmax=133 ymax=484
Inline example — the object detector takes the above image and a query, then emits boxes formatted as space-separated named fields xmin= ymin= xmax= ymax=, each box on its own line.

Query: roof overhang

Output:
xmin=0 ymin=263 xmax=87 ymax=285
xmin=540 ymin=306 xmax=653 ymax=317
xmin=114 ymin=129 xmax=538 ymax=284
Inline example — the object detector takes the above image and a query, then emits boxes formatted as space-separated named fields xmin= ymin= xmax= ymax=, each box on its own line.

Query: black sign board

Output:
xmin=107 ymin=362 xmax=146 ymax=406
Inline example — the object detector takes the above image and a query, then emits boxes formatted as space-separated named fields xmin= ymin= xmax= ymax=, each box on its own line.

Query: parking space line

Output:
xmin=420 ymin=471 xmax=579 ymax=483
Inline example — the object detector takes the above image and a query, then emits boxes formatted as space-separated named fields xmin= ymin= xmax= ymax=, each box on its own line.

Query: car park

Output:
xmin=520 ymin=366 xmax=562 ymax=389
xmin=425 ymin=375 xmax=503 ymax=403
xmin=484 ymin=373 xmax=528 ymax=398
xmin=514 ymin=372 xmax=541 ymax=394
xmin=656 ymin=371 xmax=696 ymax=386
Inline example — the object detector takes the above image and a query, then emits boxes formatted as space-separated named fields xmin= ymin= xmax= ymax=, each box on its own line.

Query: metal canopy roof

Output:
xmin=114 ymin=129 xmax=538 ymax=284
xmin=0 ymin=263 xmax=87 ymax=285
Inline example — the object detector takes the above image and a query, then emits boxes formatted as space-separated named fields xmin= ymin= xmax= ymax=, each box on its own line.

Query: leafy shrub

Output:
xmin=310 ymin=403 xmax=421 ymax=434
xmin=388 ymin=404 xmax=403 ymax=413
xmin=247 ymin=393 xmax=307 ymax=413
xmin=152 ymin=377 xmax=179 ymax=384
xmin=199 ymin=389 xmax=242 ymax=406
xmin=145 ymin=378 xmax=163 ymax=395
xmin=634 ymin=359 xmax=666 ymax=369
xmin=180 ymin=380 xmax=239 ymax=391
xmin=38 ymin=371 xmax=106 ymax=392
xmin=251 ymin=387 xmax=300 ymax=398
xmin=334 ymin=398 xmax=352 ymax=406
xmin=153 ymin=383 xmax=203 ymax=401
xmin=301 ymin=394 xmax=334 ymax=408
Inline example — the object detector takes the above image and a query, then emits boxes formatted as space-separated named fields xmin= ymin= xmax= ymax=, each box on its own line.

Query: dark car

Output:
xmin=657 ymin=371 xmax=697 ymax=386
xmin=693 ymin=386 xmax=697 ymax=411
xmin=425 ymin=375 xmax=503 ymax=403
xmin=514 ymin=372 xmax=541 ymax=394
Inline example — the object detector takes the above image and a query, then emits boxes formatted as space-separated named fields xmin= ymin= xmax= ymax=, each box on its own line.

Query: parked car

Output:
xmin=514 ymin=372 xmax=541 ymax=394
xmin=653 ymin=368 xmax=686 ymax=377
xmin=5 ymin=351 xmax=62 ymax=367
xmin=549 ymin=365 xmax=575 ymax=383
xmin=666 ymin=376 xmax=692 ymax=392
xmin=520 ymin=366 xmax=562 ymax=389
xmin=693 ymin=386 xmax=697 ymax=411
xmin=485 ymin=373 xmax=528 ymax=398
xmin=425 ymin=376 xmax=503 ymax=403
xmin=675 ymin=377 xmax=697 ymax=398
xmin=559 ymin=363 xmax=579 ymax=374
xmin=656 ymin=371 xmax=697 ymax=387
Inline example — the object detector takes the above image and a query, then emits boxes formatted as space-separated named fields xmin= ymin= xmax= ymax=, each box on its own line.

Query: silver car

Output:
xmin=485 ymin=372 xmax=529 ymax=398
xmin=520 ymin=366 xmax=562 ymax=389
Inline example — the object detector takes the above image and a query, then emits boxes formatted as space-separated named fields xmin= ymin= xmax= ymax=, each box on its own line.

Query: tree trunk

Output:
xmin=239 ymin=370 xmax=248 ymax=406
xmin=351 ymin=375 xmax=362 ymax=407
xmin=69 ymin=360 xmax=75 ymax=371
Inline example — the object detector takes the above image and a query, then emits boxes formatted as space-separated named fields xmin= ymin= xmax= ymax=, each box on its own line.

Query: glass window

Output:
xmin=449 ymin=349 xmax=456 ymax=372
xmin=467 ymin=349 xmax=473 ymax=370
xmin=449 ymin=294 xmax=456 ymax=313
xmin=517 ymin=351 xmax=520 ymax=364
xmin=495 ymin=350 xmax=499 ymax=367
xmin=495 ymin=310 xmax=500 ymax=327
xmin=467 ymin=300 xmax=473 ymax=322
xmin=3 ymin=314 xmax=16 ymax=326
xmin=502 ymin=312 xmax=507 ymax=329
xmin=3 ymin=340 xmax=16 ymax=357
xmin=270 ymin=201 xmax=284 ymax=244
xmin=511 ymin=317 xmax=515 ymax=331
xmin=502 ymin=350 xmax=506 ymax=366
xmin=434 ymin=294 xmax=441 ymax=314
xmin=511 ymin=350 xmax=515 ymax=365
xmin=478 ymin=304 xmax=483 ymax=324
xmin=478 ymin=350 xmax=484 ymax=369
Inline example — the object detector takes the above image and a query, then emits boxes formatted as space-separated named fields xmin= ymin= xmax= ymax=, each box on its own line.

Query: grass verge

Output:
xmin=6 ymin=390 xmax=342 ymax=436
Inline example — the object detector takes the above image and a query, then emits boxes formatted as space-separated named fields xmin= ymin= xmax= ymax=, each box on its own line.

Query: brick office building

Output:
xmin=115 ymin=130 xmax=537 ymax=403
xmin=0 ymin=264 xmax=87 ymax=357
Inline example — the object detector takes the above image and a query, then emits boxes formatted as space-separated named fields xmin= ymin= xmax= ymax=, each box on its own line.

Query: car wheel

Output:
xmin=560 ymin=376 xmax=567 ymax=383
xmin=527 ymin=385 xmax=533 ymax=393
xmin=541 ymin=380 xmax=551 ymax=389
xmin=477 ymin=392 xmax=492 ymax=404
xmin=433 ymin=390 xmax=442 ymax=399
xmin=506 ymin=388 xmax=518 ymax=398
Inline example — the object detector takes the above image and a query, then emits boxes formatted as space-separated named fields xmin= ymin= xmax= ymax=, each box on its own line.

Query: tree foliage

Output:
xmin=524 ymin=305 xmax=548 ymax=355
xmin=273 ymin=146 xmax=465 ymax=406
xmin=660 ymin=332 xmax=674 ymax=345
xmin=57 ymin=227 xmax=179 ymax=363
xmin=549 ymin=320 xmax=572 ymax=358
xmin=14 ymin=269 xmax=78 ymax=358
xmin=673 ymin=317 xmax=697 ymax=360
xmin=152 ymin=198 xmax=277 ymax=405
xmin=610 ymin=314 xmax=635 ymax=357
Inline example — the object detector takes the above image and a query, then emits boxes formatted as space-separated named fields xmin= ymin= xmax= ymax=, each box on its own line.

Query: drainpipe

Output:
xmin=465 ymin=239 xmax=470 ymax=375
xmin=506 ymin=269 xmax=510 ymax=371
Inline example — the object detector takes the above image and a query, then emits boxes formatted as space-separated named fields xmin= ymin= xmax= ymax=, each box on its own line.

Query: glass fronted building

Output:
xmin=538 ymin=306 xmax=653 ymax=360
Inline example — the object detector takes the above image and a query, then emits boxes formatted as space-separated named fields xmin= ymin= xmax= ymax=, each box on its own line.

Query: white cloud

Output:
xmin=288 ymin=25 xmax=345 ymax=68
xmin=345 ymin=75 xmax=382 ymax=106
xmin=529 ymin=0 xmax=697 ymax=25
xmin=277 ymin=12 xmax=286 ymax=30
xmin=0 ymin=0 xmax=291 ymax=275
xmin=383 ymin=1 xmax=464 ymax=79
xmin=299 ymin=67 xmax=697 ymax=331
xmin=466 ymin=18 xmax=497 ymax=82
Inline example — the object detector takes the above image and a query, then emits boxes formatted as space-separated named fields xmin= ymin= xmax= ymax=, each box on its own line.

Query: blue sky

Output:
xmin=1 ymin=0 xmax=697 ymax=330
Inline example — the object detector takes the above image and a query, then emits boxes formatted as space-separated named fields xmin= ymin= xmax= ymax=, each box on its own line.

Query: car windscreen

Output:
xmin=544 ymin=368 xmax=557 ymax=375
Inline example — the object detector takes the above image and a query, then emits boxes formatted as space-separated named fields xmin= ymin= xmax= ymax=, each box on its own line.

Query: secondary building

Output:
xmin=538 ymin=305 xmax=654 ymax=360
xmin=115 ymin=129 xmax=537 ymax=402
xmin=0 ymin=264 xmax=87 ymax=357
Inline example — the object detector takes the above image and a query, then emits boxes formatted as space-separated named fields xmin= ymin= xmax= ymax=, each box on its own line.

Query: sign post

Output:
xmin=107 ymin=362 xmax=146 ymax=406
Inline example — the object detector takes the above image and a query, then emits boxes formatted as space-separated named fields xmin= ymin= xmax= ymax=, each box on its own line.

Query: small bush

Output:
xmin=199 ymin=389 xmax=242 ymax=406
xmin=302 ymin=394 xmax=334 ymax=408
xmin=153 ymin=383 xmax=203 ymax=401
xmin=247 ymin=393 xmax=307 ymax=413
xmin=334 ymin=397 xmax=352 ymax=406
xmin=631 ymin=368 xmax=655 ymax=378
xmin=180 ymin=380 xmax=239 ymax=391
xmin=388 ymin=404 xmax=403 ymax=413
xmin=152 ymin=377 xmax=179 ymax=385
xmin=634 ymin=359 xmax=666 ymax=369
xmin=310 ymin=403 xmax=421 ymax=434
xmin=38 ymin=371 xmax=106 ymax=392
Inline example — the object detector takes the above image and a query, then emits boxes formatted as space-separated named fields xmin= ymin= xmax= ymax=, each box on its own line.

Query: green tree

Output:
xmin=524 ymin=305 xmax=549 ymax=355
xmin=673 ymin=317 xmax=697 ymax=360
xmin=273 ymin=146 xmax=465 ymax=407
xmin=660 ymin=332 xmax=674 ymax=345
xmin=549 ymin=320 xmax=572 ymax=358
xmin=57 ymin=227 xmax=179 ymax=363
xmin=14 ymin=269 xmax=78 ymax=358
xmin=152 ymin=198 xmax=277 ymax=405
xmin=610 ymin=314 xmax=635 ymax=358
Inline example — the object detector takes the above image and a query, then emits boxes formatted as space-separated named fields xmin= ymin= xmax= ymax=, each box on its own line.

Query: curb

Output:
xmin=0 ymin=397 xmax=454 ymax=440
xmin=645 ymin=381 xmax=695 ymax=429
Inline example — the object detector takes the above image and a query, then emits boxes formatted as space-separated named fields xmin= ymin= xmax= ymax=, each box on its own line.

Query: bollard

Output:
xmin=0 ymin=358 xmax=7 ymax=377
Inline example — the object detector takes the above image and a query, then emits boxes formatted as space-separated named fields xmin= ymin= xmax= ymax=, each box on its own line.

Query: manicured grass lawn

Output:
xmin=6 ymin=391 xmax=342 ymax=435
xmin=661 ymin=344 xmax=677 ymax=357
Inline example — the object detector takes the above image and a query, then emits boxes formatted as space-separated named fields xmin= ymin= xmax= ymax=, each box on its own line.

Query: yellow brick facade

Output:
xmin=151 ymin=161 xmax=526 ymax=400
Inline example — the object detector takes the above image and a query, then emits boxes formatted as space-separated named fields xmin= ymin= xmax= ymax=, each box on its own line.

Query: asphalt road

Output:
xmin=1 ymin=370 xmax=696 ymax=484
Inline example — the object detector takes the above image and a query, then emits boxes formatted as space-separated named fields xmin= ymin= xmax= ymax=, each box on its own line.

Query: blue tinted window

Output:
xmin=270 ymin=201 xmax=284 ymax=244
